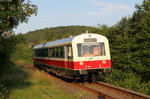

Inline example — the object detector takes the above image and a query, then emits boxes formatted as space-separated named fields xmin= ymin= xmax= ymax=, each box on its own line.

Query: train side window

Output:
xmin=37 ymin=49 xmax=39 ymax=57
xmin=43 ymin=49 xmax=45 ymax=57
xmin=58 ymin=47 xmax=61 ymax=57
xmin=54 ymin=48 xmax=56 ymax=57
xmin=37 ymin=46 xmax=65 ymax=58
xmin=55 ymin=47 xmax=57 ymax=57
xmin=99 ymin=43 xmax=106 ymax=56
xmin=77 ymin=44 xmax=81 ymax=57
xmin=39 ymin=49 xmax=41 ymax=57
xmin=38 ymin=49 xmax=41 ymax=57
xmin=42 ymin=49 xmax=44 ymax=57
xmin=44 ymin=48 xmax=48 ymax=57
xmin=60 ymin=46 xmax=64 ymax=58
xmin=55 ymin=47 xmax=59 ymax=57
xmin=41 ymin=49 xmax=44 ymax=57
xmin=39 ymin=49 xmax=42 ymax=57
xmin=48 ymin=48 xmax=52 ymax=57
xmin=51 ymin=48 xmax=55 ymax=57
xmin=67 ymin=45 xmax=72 ymax=58
xmin=69 ymin=45 xmax=72 ymax=58
xmin=36 ymin=49 xmax=38 ymax=57
xmin=51 ymin=48 xmax=53 ymax=57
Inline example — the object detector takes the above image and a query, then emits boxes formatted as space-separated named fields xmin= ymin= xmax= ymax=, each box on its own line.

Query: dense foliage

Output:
xmin=0 ymin=35 xmax=28 ymax=98
xmin=103 ymin=0 xmax=150 ymax=94
xmin=0 ymin=0 xmax=37 ymax=36
xmin=0 ymin=0 xmax=37 ymax=98
xmin=25 ymin=26 xmax=97 ymax=43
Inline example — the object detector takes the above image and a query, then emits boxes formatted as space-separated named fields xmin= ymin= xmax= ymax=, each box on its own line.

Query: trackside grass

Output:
xmin=9 ymin=65 xmax=78 ymax=99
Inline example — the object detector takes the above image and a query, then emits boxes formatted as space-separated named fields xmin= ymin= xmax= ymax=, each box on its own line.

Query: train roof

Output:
xmin=33 ymin=33 xmax=107 ymax=49
xmin=33 ymin=36 xmax=74 ymax=49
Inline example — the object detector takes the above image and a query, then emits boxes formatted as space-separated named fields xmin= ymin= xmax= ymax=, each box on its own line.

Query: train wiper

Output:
xmin=88 ymin=55 xmax=99 ymax=60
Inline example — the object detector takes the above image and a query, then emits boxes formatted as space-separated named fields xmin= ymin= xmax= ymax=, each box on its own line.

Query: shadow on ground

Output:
xmin=0 ymin=61 xmax=32 ymax=98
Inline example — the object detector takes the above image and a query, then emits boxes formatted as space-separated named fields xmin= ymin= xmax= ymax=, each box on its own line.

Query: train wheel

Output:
xmin=87 ymin=73 xmax=97 ymax=82
xmin=82 ymin=75 xmax=88 ymax=82
xmin=91 ymin=74 xmax=97 ymax=82
xmin=75 ymin=75 xmax=87 ymax=83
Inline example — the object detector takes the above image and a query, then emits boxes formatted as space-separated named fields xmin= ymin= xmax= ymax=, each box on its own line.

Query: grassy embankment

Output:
xmin=8 ymin=64 xmax=79 ymax=99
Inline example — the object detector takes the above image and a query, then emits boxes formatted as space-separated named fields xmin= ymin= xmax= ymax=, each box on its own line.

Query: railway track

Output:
xmin=18 ymin=63 xmax=150 ymax=99
xmin=76 ymin=82 xmax=150 ymax=99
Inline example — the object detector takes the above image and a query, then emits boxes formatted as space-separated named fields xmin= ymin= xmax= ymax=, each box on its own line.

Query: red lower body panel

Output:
xmin=34 ymin=58 xmax=111 ymax=70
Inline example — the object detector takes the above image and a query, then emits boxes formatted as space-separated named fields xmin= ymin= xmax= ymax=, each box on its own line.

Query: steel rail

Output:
xmin=93 ymin=82 xmax=150 ymax=99
xmin=72 ymin=83 xmax=115 ymax=99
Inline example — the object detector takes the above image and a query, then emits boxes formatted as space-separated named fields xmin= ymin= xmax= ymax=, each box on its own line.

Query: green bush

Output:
xmin=104 ymin=69 xmax=150 ymax=95
xmin=10 ymin=43 xmax=33 ymax=64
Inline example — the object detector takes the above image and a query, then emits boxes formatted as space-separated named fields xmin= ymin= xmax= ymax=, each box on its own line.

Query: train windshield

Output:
xmin=77 ymin=43 xmax=106 ymax=57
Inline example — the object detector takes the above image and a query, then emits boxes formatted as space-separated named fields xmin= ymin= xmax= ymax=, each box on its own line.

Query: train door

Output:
xmin=65 ymin=45 xmax=73 ymax=69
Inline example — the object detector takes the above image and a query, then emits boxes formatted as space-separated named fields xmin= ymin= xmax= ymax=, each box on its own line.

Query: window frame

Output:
xmin=77 ymin=42 xmax=106 ymax=57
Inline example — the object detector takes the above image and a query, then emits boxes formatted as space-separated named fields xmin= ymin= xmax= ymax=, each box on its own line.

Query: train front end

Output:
xmin=72 ymin=33 xmax=111 ymax=77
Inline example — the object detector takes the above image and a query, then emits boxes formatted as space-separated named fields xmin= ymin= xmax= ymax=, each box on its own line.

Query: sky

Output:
xmin=13 ymin=0 xmax=143 ymax=34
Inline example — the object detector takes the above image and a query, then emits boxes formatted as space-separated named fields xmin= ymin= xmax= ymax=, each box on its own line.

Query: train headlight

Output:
xmin=102 ymin=60 xmax=106 ymax=64
xmin=99 ymin=65 xmax=101 ymax=67
xmin=79 ymin=61 xmax=83 ymax=65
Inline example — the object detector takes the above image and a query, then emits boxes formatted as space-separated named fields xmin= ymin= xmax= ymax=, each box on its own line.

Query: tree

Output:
xmin=0 ymin=1 xmax=37 ymax=98
xmin=106 ymin=0 xmax=150 ymax=78
xmin=130 ymin=0 xmax=150 ymax=81
xmin=0 ymin=0 xmax=37 ymax=36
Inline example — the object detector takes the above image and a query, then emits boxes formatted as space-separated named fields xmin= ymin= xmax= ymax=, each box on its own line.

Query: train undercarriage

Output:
xmin=34 ymin=63 xmax=111 ymax=82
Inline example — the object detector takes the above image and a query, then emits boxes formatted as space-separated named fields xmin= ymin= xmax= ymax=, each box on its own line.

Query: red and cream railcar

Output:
xmin=33 ymin=33 xmax=111 ymax=80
